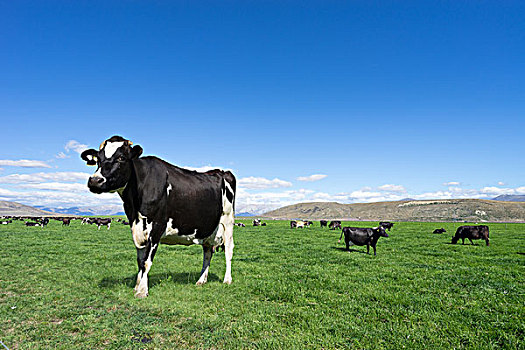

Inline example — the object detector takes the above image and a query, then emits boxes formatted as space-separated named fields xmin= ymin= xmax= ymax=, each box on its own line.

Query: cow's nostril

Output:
xmin=88 ymin=176 xmax=105 ymax=187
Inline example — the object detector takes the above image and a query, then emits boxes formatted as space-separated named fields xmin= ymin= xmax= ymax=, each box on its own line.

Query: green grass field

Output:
xmin=1 ymin=219 xmax=523 ymax=349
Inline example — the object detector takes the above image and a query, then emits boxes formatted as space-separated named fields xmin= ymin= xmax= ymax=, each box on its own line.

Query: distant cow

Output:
xmin=253 ymin=219 xmax=265 ymax=227
xmin=25 ymin=222 xmax=41 ymax=227
xmin=320 ymin=220 xmax=328 ymax=228
xmin=61 ymin=218 xmax=71 ymax=226
xmin=234 ymin=223 xmax=245 ymax=227
xmin=329 ymin=220 xmax=342 ymax=230
xmin=451 ymin=225 xmax=490 ymax=246
xmin=339 ymin=226 xmax=389 ymax=255
xmin=290 ymin=220 xmax=297 ymax=229
xmin=90 ymin=218 xmax=112 ymax=230
xmin=379 ymin=221 xmax=394 ymax=231
xmin=433 ymin=228 xmax=446 ymax=234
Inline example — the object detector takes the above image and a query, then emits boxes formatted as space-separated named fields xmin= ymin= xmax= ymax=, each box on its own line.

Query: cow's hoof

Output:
xmin=134 ymin=292 xmax=148 ymax=298
xmin=223 ymin=278 xmax=232 ymax=285
xmin=196 ymin=280 xmax=207 ymax=286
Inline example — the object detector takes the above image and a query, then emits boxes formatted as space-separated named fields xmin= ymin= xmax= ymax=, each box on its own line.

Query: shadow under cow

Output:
xmin=331 ymin=246 xmax=368 ymax=254
xmin=99 ymin=272 xmax=220 ymax=289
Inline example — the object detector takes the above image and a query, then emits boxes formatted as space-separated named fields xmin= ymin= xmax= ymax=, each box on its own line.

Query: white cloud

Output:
xmin=65 ymin=140 xmax=89 ymax=154
xmin=498 ymin=182 xmax=505 ymax=186
xmin=443 ymin=181 xmax=461 ymax=186
xmin=56 ymin=152 xmax=69 ymax=159
xmin=297 ymin=174 xmax=327 ymax=182
xmin=0 ymin=160 xmax=52 ymax=168
xmin=19 ymin=182 xmax=88 ymax=193
xmin=0 ymin=172 xmax=90 ymax=184
xmin=479 ymin=187 xmax=516 ymax=196
xmin=238 ymin=176 xmax=293 ymax=189
xmin=378 ymin=184 xmax=406 ymax=193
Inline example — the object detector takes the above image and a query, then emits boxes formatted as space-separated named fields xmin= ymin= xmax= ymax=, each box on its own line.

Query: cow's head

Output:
xmin=374 ymin=226 xmax=389 ymax=238
xmin=81 ymin=136 xmax=143 ymax=194
xmin=451 ymin=236 xmax=459 ymax=244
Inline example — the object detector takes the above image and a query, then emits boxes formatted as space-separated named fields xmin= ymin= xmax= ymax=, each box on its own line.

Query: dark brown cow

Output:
xmin=451 ymin=225 xmax=490 ymax=246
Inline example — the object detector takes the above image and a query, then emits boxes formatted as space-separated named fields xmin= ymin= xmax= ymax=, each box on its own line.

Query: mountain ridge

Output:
xmin=262 ymin=199 xmax=525 ymax=222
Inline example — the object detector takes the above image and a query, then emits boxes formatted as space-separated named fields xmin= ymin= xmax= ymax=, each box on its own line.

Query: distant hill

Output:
xmin=0 ymin=200 xmax=61 ymax=217
xmin=492 ymin=195 xmax=525 ymax=202
xmin=34 ymin=206 xmax=125 ymax=216
xmin=262 ymin=199 xmax=525 ymax=222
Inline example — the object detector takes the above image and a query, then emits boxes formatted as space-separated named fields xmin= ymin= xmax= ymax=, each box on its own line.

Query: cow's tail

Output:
xmin=222 ymin=171 xmax=236 ymax=213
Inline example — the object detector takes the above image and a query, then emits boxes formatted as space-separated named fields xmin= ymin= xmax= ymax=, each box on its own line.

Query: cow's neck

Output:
xmin=119 ymin=163 xmax=140 ymax=225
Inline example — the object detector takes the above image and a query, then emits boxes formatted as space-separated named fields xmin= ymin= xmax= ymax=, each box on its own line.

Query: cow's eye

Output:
xmin=117 ymin=156 xmax=126 ymax=162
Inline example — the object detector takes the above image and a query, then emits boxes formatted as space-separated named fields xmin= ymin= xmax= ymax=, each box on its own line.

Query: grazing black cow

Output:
xmin=329 ymin=220 xmax=342 ymax=230
xmin=61 ymin=218 xmax=71 ymax=226
xmin=451 ymin=225 xmax=490 ymax=246
xmin=379 ymin=221 xmax=394 ymax=231
xmin=320 ymin=220 xmax=328 ymax=228
xmin=81 ymin=135 xmax=236 ymax=298
xmin=338 ymin=226 xmax=389 ymax=255
xmin=433 ymin=228 xmax=446 ymax=234
xmin=122 ymin=221 xmax=130 ymax=226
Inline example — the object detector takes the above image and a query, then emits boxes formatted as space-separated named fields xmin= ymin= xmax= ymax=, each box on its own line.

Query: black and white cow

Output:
xmin=90 ymin=218 xmax=112 ymax=230
xmin=81 ymin=136 xmax=236 ymax=298
xmin=338 ymin=226 xmax=389 ymax=255
xmin=329 ymin=220 xmax=342 ymax=230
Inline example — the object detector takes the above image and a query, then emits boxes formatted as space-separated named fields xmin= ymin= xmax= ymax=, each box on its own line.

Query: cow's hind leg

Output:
xmin=223 ymin=221 xmax=234 ymax=284
xmin=196 ymin=245 xmax=213 ymax=285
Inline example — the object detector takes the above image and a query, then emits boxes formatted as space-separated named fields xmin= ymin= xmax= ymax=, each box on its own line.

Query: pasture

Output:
xmin=0 ymin=219 xmax=523 ymax=349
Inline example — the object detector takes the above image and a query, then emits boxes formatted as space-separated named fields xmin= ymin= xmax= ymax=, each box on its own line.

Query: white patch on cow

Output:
xmin=131 ymin=212 xmax=152 ymax=249
xmin=167 ymin=184 xmax=172 ymax=196
xmin=103 ymin=141 xmax=125 ymax=159
xmin=160 ymin=222 xmax=207 ymax=246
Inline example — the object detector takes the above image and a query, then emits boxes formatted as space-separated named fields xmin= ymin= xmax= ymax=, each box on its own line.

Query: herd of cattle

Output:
xmin=0 ymin=216 xmax=129 ymax=229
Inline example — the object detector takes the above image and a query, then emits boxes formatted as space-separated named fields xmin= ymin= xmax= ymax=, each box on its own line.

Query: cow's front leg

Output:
xmin=134 ymin=239 xmax=159 ymax=298
xmin=196 ymin=245 xmax=213 ymax=285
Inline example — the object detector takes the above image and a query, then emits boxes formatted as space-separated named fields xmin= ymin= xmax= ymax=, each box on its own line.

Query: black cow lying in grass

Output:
xmin=433 ymin=228 xmax=446 ymax=234
xmin=338 ymin=226 xmax=389 ymax=255
xmin=451 ymin=225 xmax=490 ymax=246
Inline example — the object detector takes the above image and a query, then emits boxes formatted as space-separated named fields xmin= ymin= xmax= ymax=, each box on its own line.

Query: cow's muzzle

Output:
xmin=88 ymin=176 xmax=106 ymax=193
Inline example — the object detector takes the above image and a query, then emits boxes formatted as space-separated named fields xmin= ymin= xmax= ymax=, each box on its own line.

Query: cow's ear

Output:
xmin=81 ymin=149 xmax=98 ymax=166
xmin=130 ymin=145 xmax=143 ymax=159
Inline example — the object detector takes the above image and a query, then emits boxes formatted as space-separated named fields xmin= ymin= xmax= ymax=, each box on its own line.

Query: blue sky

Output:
xmin=1 ymin=1 xmax=524 ymax=214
